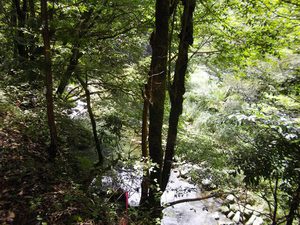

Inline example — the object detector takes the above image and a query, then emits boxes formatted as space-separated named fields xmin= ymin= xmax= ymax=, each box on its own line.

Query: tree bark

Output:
xmin=77 ymin=76 xmax=104 ymax=165
xmin=27 ymin=0 xmax=36 ymax=63
xmin=12 ymin=0 xmax=28 ymax=61
xmin=41 ymin=0 xmax=58 ymax=159
xmin=140 ymin=84 xmax=150 ymax=205
xmin=161 ymin=0 xmax=196 ymax=192
xmin=271 ymin=177 xmax=279 ymax=225
xmin=286 ymin=183 xmax=300 ymax=225
xmin=28 ymin=0 xmax=34 ymax=18
xmin=147 ymin=0 xmax=170 ymax=207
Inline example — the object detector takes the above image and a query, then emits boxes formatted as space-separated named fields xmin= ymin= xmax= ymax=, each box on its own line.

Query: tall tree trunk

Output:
xmin=28 ymin=0 xmax=34 ymax=17
xmin=147 ymin=0 xmax=170 ymax=207
xmin=271 ymin=177 xmax=279 ymax=225
xmin=12 ymin=0 xmax=28 ymax=61
xmin=161 ymin=0 xmax=196 ymax=192
xmin=28 ymin=0 xmax=36 ymax=61
xmin=77 ymin=76 xmax=104 ymax=165
xmin=11 ymin=5 xmax=18 ymax=59
xmin=140 ymin=84 xmax=150 ymax=205
xmin=286 ymin=183 xmax=300 ymax=225
xmin=41 ymin=0 xmax=58 ymax=159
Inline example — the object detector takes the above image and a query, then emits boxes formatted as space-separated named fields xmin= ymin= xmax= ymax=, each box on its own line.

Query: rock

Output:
xmin=243 ymin=204 xmax=254 ymax=217
xmin=253 ymin=211 xmax=260 ymax=216
xmin=220 ymin=206 xmax=230 ymax=214
xmin=253 ymin=217 xmax=263 ymax=225
xmin=191 ymin=164 xmax=202 ymax=171
xmin=229 ymin=203 xmax=239 ymax=212
xmin=202 ymin=178 xmax=212 ymax=186
xmin=201 ymin=178 xmax=216 ymax=190
xmin=226 ymin=194 xmax=236 ymax=203
xmin=246 ymin=215 xmax=257 ymax=225
xmin=232 ymin=211 xmax=241 ymax=223
xmin=227 ymin=211 xmax=234 ymax=219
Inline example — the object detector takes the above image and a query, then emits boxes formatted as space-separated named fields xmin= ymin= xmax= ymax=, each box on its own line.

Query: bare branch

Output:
xmin=164 ymin=193 xmax=218 ymax=207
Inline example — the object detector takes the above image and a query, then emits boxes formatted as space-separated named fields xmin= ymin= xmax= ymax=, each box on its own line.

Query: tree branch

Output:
xmin=164 ymin=193 xmax=218 ymax=207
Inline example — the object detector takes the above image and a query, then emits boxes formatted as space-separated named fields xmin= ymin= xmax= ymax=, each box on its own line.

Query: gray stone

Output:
xmin=227 ymin=211 xmax=234 ymax=219
xmin=253 ymin=211 xmax=260 ymax=216
xmin=201 ymin=178 xmax=216 ymax=190
xmin=226 ymin=194 xmax=236 ymax=203
xmin=253 ymin=217 xmax=263 ymax=225
xmin=243 ymin=204 xmax=253 ymax=217
xmin=232 ymin=211 xmax=241 ymax=223
xmin=220 ymin=206 xmax=230 ymax=214
xmin=229 ymin=203 xmax=239 ymax=212
xmin=246 ymin=215 xmax=257 ymax=225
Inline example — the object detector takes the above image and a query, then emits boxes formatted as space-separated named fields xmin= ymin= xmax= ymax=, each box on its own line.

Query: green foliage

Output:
xmin=1 ymin=0 xmax=299 ymax=223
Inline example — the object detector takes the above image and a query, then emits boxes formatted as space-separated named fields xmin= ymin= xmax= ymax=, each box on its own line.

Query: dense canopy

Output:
xmin=0 ymin=0 xmax=299 ymax=224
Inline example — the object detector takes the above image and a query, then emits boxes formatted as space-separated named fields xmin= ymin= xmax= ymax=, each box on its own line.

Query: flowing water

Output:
xmin=100 ymin=165 xmax=234 ymax=225
xmin=161 ymin=170 xmax=233 ymax=225
xmin=70 ymin=74 xmax=235 ymax=224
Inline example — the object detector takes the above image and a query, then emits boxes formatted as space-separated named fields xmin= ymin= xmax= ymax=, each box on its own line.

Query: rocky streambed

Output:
xmin=161 ymin=170 xmax=233 ymax=225
xmin=91 ymin=162 xmax=266 ymax=225
xmin=161 ymin=165 xmax=265 ymax=225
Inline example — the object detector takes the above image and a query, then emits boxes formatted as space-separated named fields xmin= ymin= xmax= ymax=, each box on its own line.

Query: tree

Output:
xmin=146 ymin=0 xmax=170 ymax=207
xmin=76 ymin=74 xmax=103 ymax=165
xmin=161 ymin=0 xmax=196 ymax=192
xmin=140 ymin=0 xmax=197 ymax=213
xmin=41 ymin=0 xmax=58 ymax=159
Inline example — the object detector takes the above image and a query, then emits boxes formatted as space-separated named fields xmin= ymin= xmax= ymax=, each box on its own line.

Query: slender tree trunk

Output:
xmin=140 ymin=84 xmax=150 ymax=205
xmin=11 ymin=6 xmax=18 ymax=59
xmin=161 ymin=0 xmax=196 ymax=192
xmin=28 ymin=0 xmax=34 ymax=17
xmin=77 ymin=76 xmax=104 ymax=165
xmin=147 ymin=0 xmax=170 ymax=207
xmin=12 ymin=0 xmax=28 ymax=61
xmin=28 ymin=0 xmax=36 ymax=62
xmin=286 ymin=183 xmax=300 ymax=225
xmin=41 ymin=0 xmax=58 ymax=159
xmin=271 ymin=177 xmax=279 ymax=225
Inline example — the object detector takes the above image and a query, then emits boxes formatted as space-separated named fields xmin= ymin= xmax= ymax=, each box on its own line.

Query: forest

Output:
xmin=0 ymin=0 xmax=299 ymax=224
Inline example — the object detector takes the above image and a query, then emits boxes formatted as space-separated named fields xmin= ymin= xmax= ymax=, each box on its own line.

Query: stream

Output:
xmin=98 ymin=164 xmax=234 ymax=225
xmin=71 ymin=67 xmax=263 ymax=224
xmin=161 ymin=170 xmax=233 ymax=225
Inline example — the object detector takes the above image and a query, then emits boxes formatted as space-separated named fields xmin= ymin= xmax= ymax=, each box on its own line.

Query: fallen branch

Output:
xmin=164 ymin=193 xmax=219 ymax=207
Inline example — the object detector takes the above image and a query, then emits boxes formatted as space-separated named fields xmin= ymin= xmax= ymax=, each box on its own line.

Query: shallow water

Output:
xmin=110 ymin=166 xmax=233 ymax=225
xmin=161 ymin=171 xmax=232 ymax=225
